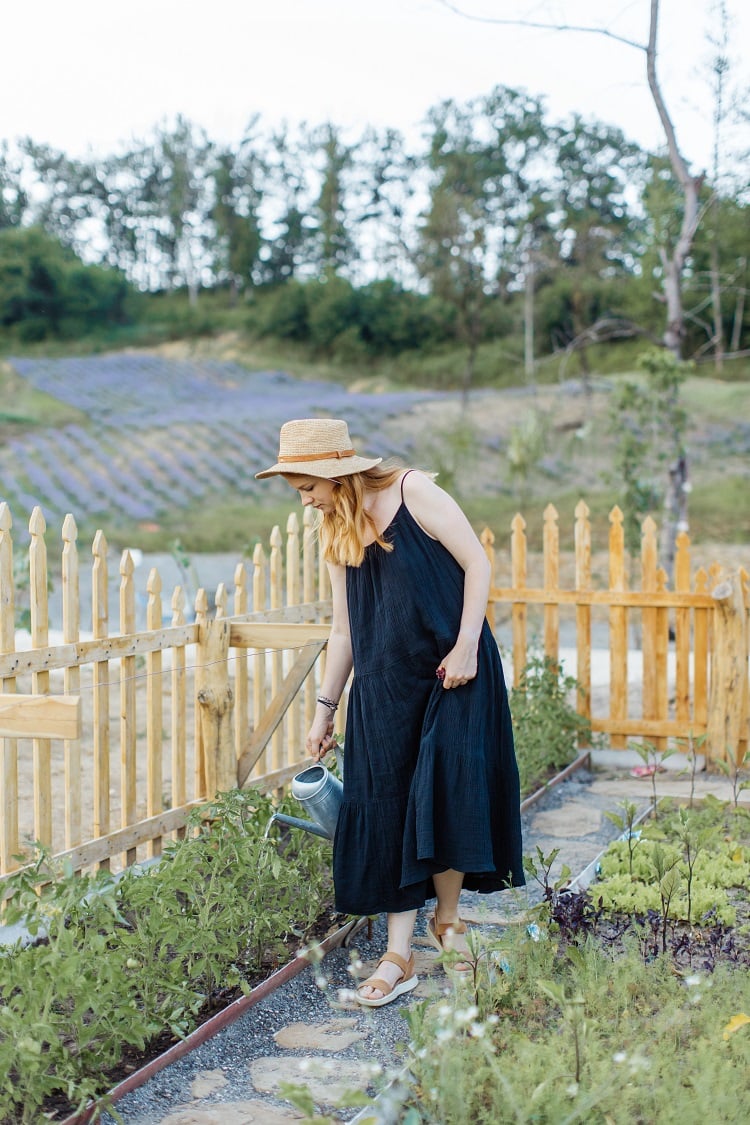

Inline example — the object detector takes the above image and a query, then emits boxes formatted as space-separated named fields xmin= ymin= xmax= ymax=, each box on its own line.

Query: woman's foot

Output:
xmin=426 ymin=913 xmax=473 ymax=974
xmin=355 ymin=951 xmax=418 ymax=1007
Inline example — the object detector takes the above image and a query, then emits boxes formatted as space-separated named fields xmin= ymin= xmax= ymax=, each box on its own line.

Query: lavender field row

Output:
xmin=1 ymin=355 xmax=435 ymax=532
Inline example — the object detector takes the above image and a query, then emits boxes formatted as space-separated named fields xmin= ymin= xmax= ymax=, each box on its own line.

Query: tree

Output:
xmin=418 ymin=86 xmax=547 ymax=400
xmin=0 ymin=226 xmax=131 ymax=340
xmin=260 ymin=124 xmax=316 ymax=285
xmin=308 ymin=123 xmax=355 ymax=277
xmin=0 ymin=143 xmax=28 ymax=229
xmin=212 ymin=123 xmax=264 ymax=296
xmin=541 ymin=115 xmax=648 ymax=382
xmin=350 ymin=126 xmax=422 ymax=286
xmin=140 ymin=116 xmax=215 ymax=302
xmin=437 ymin=0 xmax=703 ymax=359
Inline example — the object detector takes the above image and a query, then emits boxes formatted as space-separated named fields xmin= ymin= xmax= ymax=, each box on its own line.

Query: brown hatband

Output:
xmin=277 ymin=449 xmax=356 ymax=463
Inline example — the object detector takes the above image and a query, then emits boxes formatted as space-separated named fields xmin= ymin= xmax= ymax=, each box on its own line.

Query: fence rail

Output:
xmin=1 ymin=497 xmax=748 ymax=887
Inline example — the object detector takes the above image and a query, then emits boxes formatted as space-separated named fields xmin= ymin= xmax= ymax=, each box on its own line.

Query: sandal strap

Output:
xmin=378 ymin=950 xmax=413 ymax=976
xmin=357 ymin=951 xmax=414 ymax=998
xmin=432 ymin=916 xmax=468 ymax=938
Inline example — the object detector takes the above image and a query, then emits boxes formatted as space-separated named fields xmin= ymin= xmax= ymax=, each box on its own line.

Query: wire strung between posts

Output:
xmin=11 ymin=637 xmax=328 ymax=697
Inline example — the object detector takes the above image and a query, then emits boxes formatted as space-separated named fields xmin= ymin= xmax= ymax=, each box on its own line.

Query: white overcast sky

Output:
xmin=2 ymin=0 xmax=747 ymax=172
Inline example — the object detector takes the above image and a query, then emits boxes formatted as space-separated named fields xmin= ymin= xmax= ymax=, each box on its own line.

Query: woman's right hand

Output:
xmin=306 ymin=712 xmax=336 ymax=762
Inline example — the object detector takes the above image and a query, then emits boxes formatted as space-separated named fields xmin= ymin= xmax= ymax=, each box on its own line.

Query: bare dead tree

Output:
xmin=437 ymin=1 xmax=704 ymax=575
xmin=437 ymin=0 xmax=703 ymax=360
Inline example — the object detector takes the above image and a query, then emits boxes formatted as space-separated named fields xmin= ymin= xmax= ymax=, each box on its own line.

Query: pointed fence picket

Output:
xmin=0 ymin=498 xmax=747 ymax=890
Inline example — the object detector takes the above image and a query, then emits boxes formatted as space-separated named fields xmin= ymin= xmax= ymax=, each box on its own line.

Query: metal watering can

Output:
xmin=268 ymin=746 xmax=344 ymax=841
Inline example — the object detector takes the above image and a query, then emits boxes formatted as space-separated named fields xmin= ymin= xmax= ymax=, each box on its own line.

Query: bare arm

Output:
xmin=306 ymin=562 xmax=354 ymax=761
xmin=403 ymin=470 xmax=491 ymax=689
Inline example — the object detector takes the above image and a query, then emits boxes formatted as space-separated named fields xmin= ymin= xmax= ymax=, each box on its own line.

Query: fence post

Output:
xmin=196 ymin=595 xmax=235 ymax=796
xmin=511 ymin=513 xmax=527 ymax=688
xmin=0 ymin=502 xmax=18 ymax=874
xmin=707 ymin=571 xmax=746 ymax=764
xmin=574 ymin=500 xmax=591 ymax=731
xmin=30 ymin=507 xmax=52 ymax=850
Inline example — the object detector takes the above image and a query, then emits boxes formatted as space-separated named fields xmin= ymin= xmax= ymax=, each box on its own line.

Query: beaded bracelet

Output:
xmin=317 ymin=695 xmax=339 ymax=713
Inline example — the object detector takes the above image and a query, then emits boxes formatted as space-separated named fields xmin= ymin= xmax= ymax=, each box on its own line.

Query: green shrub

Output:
xmin=510 ymin=653 xmax=591 ymax=795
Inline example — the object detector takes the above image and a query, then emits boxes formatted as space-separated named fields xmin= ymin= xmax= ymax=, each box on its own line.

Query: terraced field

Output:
xmin=1 ymin=355 xmax=438 ymax=530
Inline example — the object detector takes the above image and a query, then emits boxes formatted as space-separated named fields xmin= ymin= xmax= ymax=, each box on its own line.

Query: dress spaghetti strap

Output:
xmin=400 ymin=469 xmax=416 ymax=501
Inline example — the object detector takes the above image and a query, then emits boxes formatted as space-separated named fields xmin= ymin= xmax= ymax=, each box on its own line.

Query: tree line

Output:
xmin=0 ymin=84 xmax=748 ymax=371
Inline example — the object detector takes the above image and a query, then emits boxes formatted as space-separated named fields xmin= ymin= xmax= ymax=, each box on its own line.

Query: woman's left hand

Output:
xmin=436 ymin=641 xmax=478 ymax=690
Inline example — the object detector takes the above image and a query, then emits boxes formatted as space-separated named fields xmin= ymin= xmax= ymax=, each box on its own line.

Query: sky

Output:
xmin=1 ymin=0 xmax=747 ymax=172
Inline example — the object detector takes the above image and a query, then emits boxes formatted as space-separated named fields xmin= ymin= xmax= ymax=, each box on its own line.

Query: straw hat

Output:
xmin=255 ymin=418 xmax=382 ymax=479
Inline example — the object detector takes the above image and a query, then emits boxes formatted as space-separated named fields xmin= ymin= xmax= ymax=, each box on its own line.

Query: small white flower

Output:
xmin=436 ymin=1028 xmax=454 ymax=1042
xmin=487 ymin=1014 xmax=500 ymax=1025
xmin=613 ymin=1052 xmax=627 ymax=1064
xmin=469 ymin=1022 xmax=485 ymax=1038
xmin=566 ymin=1082 xmax=579 ymax=1097
xmin=437 ymin=1004 xmax=453 ymax=1019
xmin=685 ymin=974 xmax=702 ymax=988
xmin=337 ymin=988 xmax=357 ymax=1004
xmin=368 ymin=1063 xmax=383 ymax=1077
xmin=298 ymin=1059 xmax=311 ymax=1073
xmin=315 ymin=974 xmax=328 ymax=988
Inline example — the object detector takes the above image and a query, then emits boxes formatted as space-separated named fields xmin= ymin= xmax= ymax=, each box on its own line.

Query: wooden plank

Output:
xmin=233 ymin=564 xmax=249 ymax=781
xmin=489 ymin=588 xmax=715 ymax=608
xmin=608 ymin=508 xmax=628 ymax=750
xmin=119 ymin=550 xmax=137 ymax=866
xmin=654 ymin=568 xmax=669 ymax=751
xmin=30 ymin=508 xmax=52 ymax=849
xmin=574 ymin=500 xmax=592 ymax=731
xmin=270 ymin=527 xmax=284 ymax=773
xmin=511 ymin=514 xmax=527 ymax=688
xmin=694 ymin=568 xmax=709 ymax=728
xmin=237 ymin=639 xmax=327 ymax=787
xmin=674 ymin=532 xmax=691 ymax=726
xmin=62 ymin=514 xmax=82 ymax=851
xmin=92 ymin=531 xmax=111 ymax=867
xmin=0 ymin=800 xmax=209 ymax=888
xmin=0 ymin=694 xmax=82 ymax=739
xmin=171 ymin=586 xmax=188 ymax=840
xmin=543 ymin=505 xmax=559 ymax=667
xmin=0 ymin=624 xmax=199 ymax=678
xmin=0 ymin=502 xmax=20 ymax=873
xmin=146 ymin=569 xmax=163 ymax=857
xmin=230 ymin=622 xmax=332 ymax=649
xmin=641 ymin=517 xmax=658 ymax=727
xmin=252 ymin=543 xmax=269 ymax=779
xmin=707 ymin=573 xmax=746 ymax=763
xmin=592 ymin=718 xmax=707 ymax=738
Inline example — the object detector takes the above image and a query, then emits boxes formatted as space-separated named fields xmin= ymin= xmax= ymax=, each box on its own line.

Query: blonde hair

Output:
xmin=320 ymin=465 xmax=404 ymax=567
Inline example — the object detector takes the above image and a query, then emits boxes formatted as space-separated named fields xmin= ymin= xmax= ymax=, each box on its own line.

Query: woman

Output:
xmin=257 ymin=418 xmax=524 ymax=1007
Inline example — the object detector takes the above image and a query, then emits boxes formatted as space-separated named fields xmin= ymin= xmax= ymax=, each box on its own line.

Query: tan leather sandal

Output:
xmin=355 ymin=951 xmax=418 ymax=1008
xmin=426 ymin=914 xmax=473 ymax=975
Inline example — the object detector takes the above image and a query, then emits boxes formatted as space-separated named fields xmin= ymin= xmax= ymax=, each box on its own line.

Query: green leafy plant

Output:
xmin=604 ymin=799 xmax=643 ymax=876
xmin=0 ymin=787 xmax=333 ymax=1124
xmin=510 ymin=653 xmax=592 ymax=795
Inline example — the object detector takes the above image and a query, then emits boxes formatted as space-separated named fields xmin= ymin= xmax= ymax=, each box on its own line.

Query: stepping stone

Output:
xmin=531 ymin=800 xmax=603 ymax=837
xmin=274 ymin=1018 xmax=366 ymax=1050
xmin=189 ymin=1069 xmax=227 ymax=1098
xmin=157 ymin=1100 xmax=302 ymax=1123
xmin=250 ymin=1055 xmax=375 ymax=1106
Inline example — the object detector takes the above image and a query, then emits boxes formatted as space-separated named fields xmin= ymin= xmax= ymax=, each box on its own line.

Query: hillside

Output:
xmin=1 ymin=350 xmax=749 ymax=557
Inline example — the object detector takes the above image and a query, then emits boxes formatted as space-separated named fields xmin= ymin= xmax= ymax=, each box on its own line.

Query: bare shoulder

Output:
xmin=401 ymin=469 xmax=472 ymax=539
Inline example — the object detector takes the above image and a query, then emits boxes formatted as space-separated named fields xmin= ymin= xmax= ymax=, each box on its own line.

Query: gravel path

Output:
xmin=96 ymin=763 xmax=660 ymax=1125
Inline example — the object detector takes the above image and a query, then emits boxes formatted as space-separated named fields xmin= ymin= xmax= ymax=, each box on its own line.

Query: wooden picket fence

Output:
xmin=1 ymin=497 xmax=748 ymax=886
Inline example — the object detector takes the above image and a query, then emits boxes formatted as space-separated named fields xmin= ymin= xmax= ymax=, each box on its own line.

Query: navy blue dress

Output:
xmin=332 ymin=481 xmax=525 ymax=916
